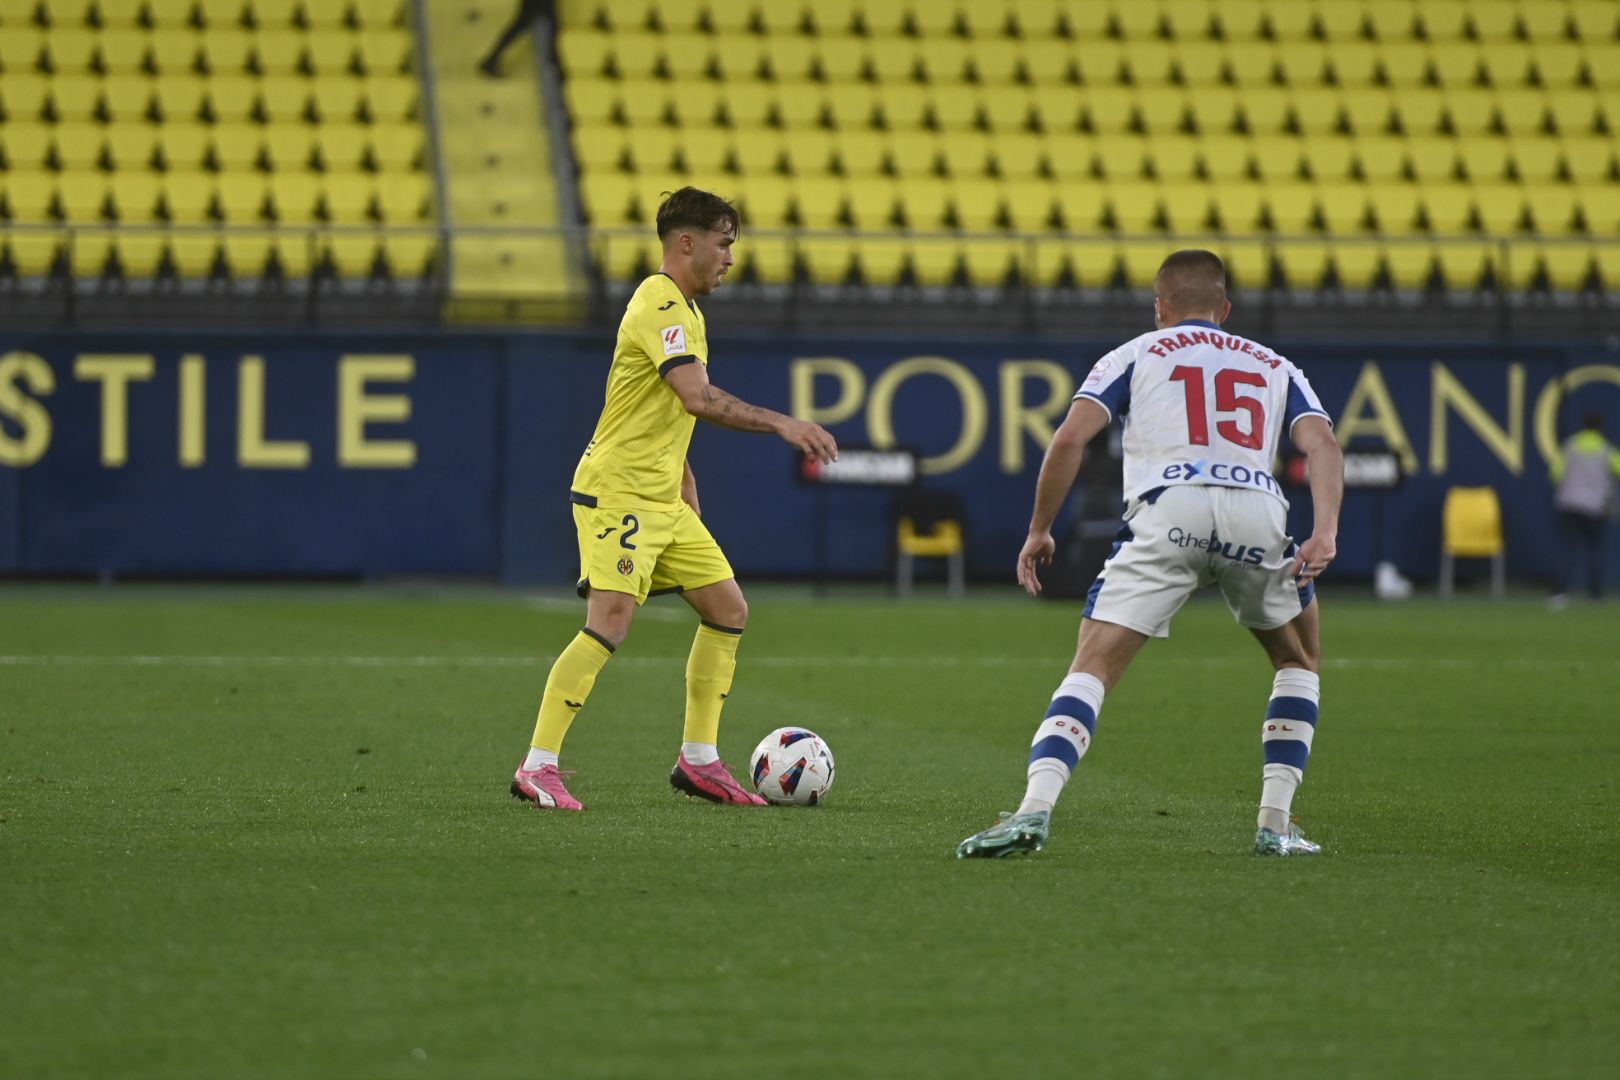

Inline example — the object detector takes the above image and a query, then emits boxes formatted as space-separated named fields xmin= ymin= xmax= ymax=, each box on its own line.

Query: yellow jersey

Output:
xmin=571 ymin=273 xmax=708 ymax=510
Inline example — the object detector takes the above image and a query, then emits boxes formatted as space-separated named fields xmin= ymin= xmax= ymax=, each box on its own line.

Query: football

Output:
xmin=749 ymin=727 xmax=836 ymax=806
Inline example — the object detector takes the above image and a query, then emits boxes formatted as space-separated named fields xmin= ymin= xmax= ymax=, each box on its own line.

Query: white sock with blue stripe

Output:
xmin=1258 ymin=668 xmax=1320 ymax=833
xmin=1016 ymin=672 xmax=1104 ymax=816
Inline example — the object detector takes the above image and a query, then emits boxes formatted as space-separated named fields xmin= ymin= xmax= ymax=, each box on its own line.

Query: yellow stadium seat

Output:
xmin=205 ymin=73 xmax=257 ymax=120
xmin=578 ymin=172 xmax=636 ymax=226
xmin=844 ymin=177 xmax=897 ymax=230
xmin=1177 ymin=42 xmax=1236 ymax=88
xmin=368 ymin=121 xmax=423 ymax=171
xmin=1434 ymin=241 xmax=1493 ymax=290
xmin=45 ymin=27 xmax=99 ymax=71
xmin=216 ymin=173 xmax=268 ymax=221
xmin=115 ymin=231 xmax=168 ymax=278
xmin=1080 ymin=86 xmax=1138 ymax=135
xmin=313 ymin=73 xmax=369 ymax=123
xmin=1439 ymin=486 xmax=1504 ymax=599
xmin=346 ymin=0 xmax=396 ymax=28
xmin=1117 ymin=239 xmax=1166 ymax=288
xmin=1268 ymin=2 xmax=1319 ymax=40
xmin=1536 ymin=242 xmax=1592 ymax=290
xmin=1445 ymin=93 xmax=1497 ymax=136
xmin=1546 ymin=89 xmax=1600 ymax=136
xmin=570 ymin=124 xmax=624 ymax=171
xmin=1318 ymin=181 xmax=1370 ymax=233
xmin=1199 ymin=134 xmax=1256 ymax=181
xmin=782 ymin=128 xmax=836 ymax=177
xmin=271 ymin=229 xmax=316 ymax=277
xmin=1213 ymin=182 xmax=1265 ymax=233
xmin=1126 ymin=49 xmax=1177 ymax=88
xmin=962 ymin=0 xmax=1018 ymax=38
xmin=101 ymin=74 xmax=155 ymax=122
xmin=970 ymin=38 xmax=1021 ymax=84
xmin=1527 ymin=187 xmax=1578 ymax=235
xmin=1430 ymin=43 xmax=1483 ymax=88
xmin=1273 ymin=242 xmax=1331 ymax=289
xmin=1215 ymin=238 xmax=1270 ymax=289
xmin=760 ymin=33 xmax=814 ymax=82
xmin=375 ymin=172 xmax=430 ymax=222
xmin=210 ymin=124 xmax=260 ymax=168
xmin=168 ymin=229 xmax=221 ymax=276
xmin=1473 ymin=184 xmax=1526 ymax=233
xmin=259 ymin=73 xmax=310 ymax=121
xmin=322 ymin=230 xmax=381 ymax=278
xmin=1528 ymin=43 xmax=1585 ymax=90
xmin=1562 ymin=136 xmax=1617 ymax=183
xmin=156 ymin=121 xmax=208 ymax=169
xmin=3 ymin=170 xmax=55 ymax=221
xmin=1283 ymin=88 xmax=1334 ymax=138
xmin=1 ymin=72 xmax=50 ymax=119
xmin=4 ymin=229 xmax=63 ymax=277
xmin=0 ymin=27 xmax=43 ymax=72
xmin=1520 ymin=2 xmax=1571 ymax=42
xmin=201 ymin=27 xmax=254 ymax=72
xmin=993 ymin=133 xmax=1045 ymax=179
xmin=355 ymin=28 xmax=408 ymax=76
xmin=149 ymin=30 xmax=201 ymax=73
xmin=938 ymin=131 xmax=990 ymax=178
xmin=1 ymin=121 xmax=50 ymax=169
xmin=1044 ymin=133 xmax=1093 ymax=180
xmin=1477 ymin=43 xmax=1531 ymax=89
xmin=1022 ymin=40 xmax=1074 ymax=85
xmin=1576 ymin=182 xmax=1620 ymax=233
xmin=251 ymin=0 xmax=302 ymax=28
xmin=1158 ymin=181 xmax=1211 ymax=234
xmin=58 ymin=173 xmax=108 ymax=220
xmin=1402 ymin=136 xmax=1457 ymax=182
xmin=1385 ymin=40 xmax=1438 ymax=82
xmin=1593 ymin=244 xmax=1620 ymax=292
xmin=111 ymin=173 xmax=163 ymax=222
xmin=253 ymin=28 xmax=304 ymax=74
xmin=1272 ymin=43 xmax=1326 ymax=89
xmin=908 ymin=235 xmax=960 ymax=287
xmin=949 ymin=177 xmax=1003 ymax=232
xmin=1331 ymin=239 xmax=1384 ymax=289
xmin=263 ymin=122 xmax=314 ymax=170
xmin=98 ymin=31 xmax=152 ymax=72
xmin=1342 ymin=89 xmax=1395 ymax=136
xmin=820 ymin=82 xmax=874 ymax=129
xmin=562 ymin=76 xmax=613 ymax=125
xmin=49 ymin=73 xmax=102 ymax=120
xmin=1003 ymin=178 xmax=1056 ymax=232
xmin=197 ymin=0 xmax=248 ymax=29
xmin=1570 ymin=0 xmax=1620 ymax=41
xmin=812 ymin=34 xmax=866 ymax=82
xmin=875 ymin=83 xmax=929 ymax=130
xmin=1384 ymin=241 xmax=1433 ymax=289
xmin=70 ymin=229 xmax=115 ymax=277
xmin=1329 ymin=42 xmax=1381 ymax=86
xmin=161 ymin=171 xmax=215 ymax=222
xmin=1368 ymin=185 xmax=1420 ymax=233
xmin=1054 ymin=182 xmax=1106 ymax=232
xmin=1256 ymin=141 xmax=1307 ymax=183
xmin=798 ymin=233 xmax=853 ymax=285
xmin=53 ymin=123 xmax=104 ymax=169
xmin=1419 ymin=182 xmax=1473 ymax=233
xmin=981 ymin=85 xmax=1033 ymax=132
xmin=270 ymin=172 xmax=320 ymax=222
xmin=144 ymin=0 xmax=197 ymax=24
xmin=1241 ymin=92 xmax=1293 ymax=136
xmin=898 ymin=177 xmax=951 ymax=230
xmin=1262 ymin=182 xmax=1317 ymax=232
xmin=792 ymin=177 xmax=847 ymax=229
xmin=382 ymin=231 xmax=437 ymax=279
xmin=1300 ymin=136 xmax=1355 ymax=181
xmin=1144 ymin=134 xmax=1198 ymax=181
xmin=1467 ymin=1 xmax=1520 ymax=42
xmin=1394 ymin=88 xmax=1447 ymax=135
xmin=1507 ymin=135 xmax=1562 ymax=184
xmin=866 ymin=38 xmax=917 ymax=83
xmin=930 ymin=85 xmax=982 ymax=132
xmin=1457 ymin=136 xmax=1511 ymax=182
xmin=887 ymin=130 xmax=941 ymax=177
xmin=609 ymin=31 xmax=661 ymax=80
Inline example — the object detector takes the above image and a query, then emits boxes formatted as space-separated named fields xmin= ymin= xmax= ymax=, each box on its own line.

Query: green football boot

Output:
xmin=955 ymin=811 xmax=1051 ymax=859
xmin=1254 ymin=822 xmax=1322 ymax=857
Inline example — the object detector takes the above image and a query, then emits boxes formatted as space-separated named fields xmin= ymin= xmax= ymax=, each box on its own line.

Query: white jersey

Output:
xmin=1076 ymin=320 xmax=1329 ymax=508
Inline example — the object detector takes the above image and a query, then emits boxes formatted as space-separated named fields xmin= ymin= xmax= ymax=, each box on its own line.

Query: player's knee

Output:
xmin=722 ymin=594 xmax=749 ymax=629
xmin=1275 ymin=651 xmax=1319 ymax=675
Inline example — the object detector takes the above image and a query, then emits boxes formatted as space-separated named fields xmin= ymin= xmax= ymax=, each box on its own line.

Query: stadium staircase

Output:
xmin=420 ymin=0 xmax=581 ymax=322
xmin=557 ymin=0 xmax=1620 ymax=298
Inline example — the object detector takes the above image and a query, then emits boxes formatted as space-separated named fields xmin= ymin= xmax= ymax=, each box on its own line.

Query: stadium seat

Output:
xmin=218 ymin=174 xmax=269 ymax=222
xmin=53 ymin=123 xmax=103 ymax=170
xmin=1434 ymin=241 xmax=1493 ymax=291
xmin=162 ymin=171 xmax=215 ymax=222
xmin=111 ymin=172 xmax=163 ymax=223
xmin=1440 ymin=486 xmax=1504 ymax=599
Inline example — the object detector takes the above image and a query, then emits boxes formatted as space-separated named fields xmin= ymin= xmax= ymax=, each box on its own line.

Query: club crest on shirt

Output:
xmin=616 ymin=557 xmax=635 ymax=576
xmin=661 ymin=325 xmax=687 ymax=355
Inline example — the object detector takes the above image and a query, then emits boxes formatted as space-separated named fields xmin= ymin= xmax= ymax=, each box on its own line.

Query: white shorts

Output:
xmin=1084 ymin=485 xmax=1315 ymax=639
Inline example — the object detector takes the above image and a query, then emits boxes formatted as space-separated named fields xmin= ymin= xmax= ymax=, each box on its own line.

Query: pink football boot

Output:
xmin=511 ymin=763 xmax=584 ymax=810
xmin=670 ymin=756 xmax=768 ymax=805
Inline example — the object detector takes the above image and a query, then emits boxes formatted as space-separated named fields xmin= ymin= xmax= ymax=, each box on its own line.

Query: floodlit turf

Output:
xmin=2 ymin=585 xmax=1617 ymax=1078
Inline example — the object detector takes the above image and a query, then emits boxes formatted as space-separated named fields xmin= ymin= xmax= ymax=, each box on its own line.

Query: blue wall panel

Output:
xmin=3 ymin=326 xmax=1619 ymax=585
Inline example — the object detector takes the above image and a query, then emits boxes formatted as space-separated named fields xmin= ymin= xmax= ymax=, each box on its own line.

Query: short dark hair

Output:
xmin=1155 ymin=249 xmax=1226 ymax=315
xmin=1583 ymin=411 xmax=1605 ymax=434
xmin=655 ymin=187 xmax=740 ymax=240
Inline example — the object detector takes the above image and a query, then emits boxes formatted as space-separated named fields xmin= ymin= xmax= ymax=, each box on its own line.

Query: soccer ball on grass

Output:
xmin=749 ymin=727 xmax=835 ymax=806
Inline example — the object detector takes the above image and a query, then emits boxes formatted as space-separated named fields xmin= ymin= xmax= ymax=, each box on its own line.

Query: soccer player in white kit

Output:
xmin=958 ymin=250 xmax=1345 ymax=859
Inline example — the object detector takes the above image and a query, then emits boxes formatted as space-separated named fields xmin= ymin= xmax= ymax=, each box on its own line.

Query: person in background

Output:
xmin=479 ymin=0 xmax=556 ymax=77
xmin=1549 ymin=411 xmax=1620 ymax=605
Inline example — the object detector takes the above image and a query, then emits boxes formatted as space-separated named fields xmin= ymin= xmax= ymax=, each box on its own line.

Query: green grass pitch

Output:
xmin=2 ymin=585 xmax=1616 ymax=1078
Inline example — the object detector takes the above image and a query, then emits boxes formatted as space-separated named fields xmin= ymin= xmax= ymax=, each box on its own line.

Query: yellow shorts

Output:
xmin=573 ymin=501 xmax=735 ymax=604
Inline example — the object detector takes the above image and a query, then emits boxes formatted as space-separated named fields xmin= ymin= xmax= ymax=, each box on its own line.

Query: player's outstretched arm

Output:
xmin=1289 ymin=415 xmax=1344 ymax=582
xmin=664 ymin=363 xmax=838 ymax=464
xmin=1018 ymin=399 xmax=1111 ymax=597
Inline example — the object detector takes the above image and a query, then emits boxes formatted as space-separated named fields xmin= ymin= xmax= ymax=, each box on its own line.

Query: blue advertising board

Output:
xmin=2 ymin=325 xmax=1618 ymax=585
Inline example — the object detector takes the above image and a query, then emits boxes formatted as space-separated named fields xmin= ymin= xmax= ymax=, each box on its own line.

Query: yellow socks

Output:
xmin=530 ymin=629 xmax=615 ymax=753
xmin=683 ymin=622 xmax=742 ymax=745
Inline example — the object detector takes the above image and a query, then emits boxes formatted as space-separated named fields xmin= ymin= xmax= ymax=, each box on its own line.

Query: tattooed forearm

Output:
xmin=696 ymin=384 xmax=783 ymax=433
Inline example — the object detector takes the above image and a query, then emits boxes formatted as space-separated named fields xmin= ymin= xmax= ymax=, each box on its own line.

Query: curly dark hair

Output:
xmin=655 ymin=187 xmax=741 ymax=240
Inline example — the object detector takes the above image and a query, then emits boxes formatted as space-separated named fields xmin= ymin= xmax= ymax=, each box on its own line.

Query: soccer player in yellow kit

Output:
xmin=511 ymin=188 xmax=839 ymax=810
